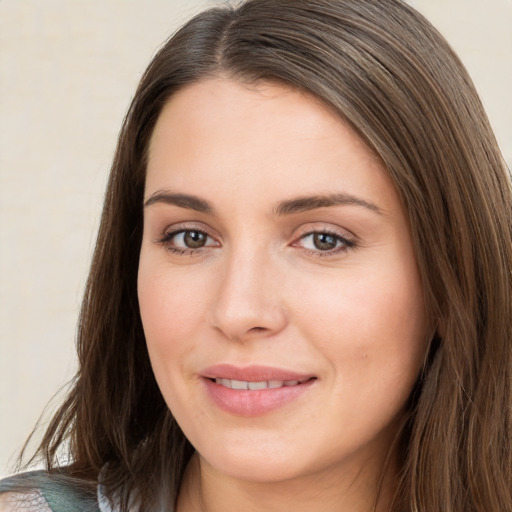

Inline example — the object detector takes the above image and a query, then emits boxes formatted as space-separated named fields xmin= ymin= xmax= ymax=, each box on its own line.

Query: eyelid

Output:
xmin=154 ymin=222 xmax=221 ymax=252
xmin=163 ymin=229 xmax=217 ymax=245
xmin=290 ymin=224 xmax=357 ymax=256
xmin=154 ymin=221 xmax=218 ymax=241
xmin=292 ymin=223 xmax=356 ymax=242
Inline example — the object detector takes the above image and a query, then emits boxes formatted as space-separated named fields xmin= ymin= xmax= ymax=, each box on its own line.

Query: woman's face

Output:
xmin=138 ymin=78 xmax=427 ymax=485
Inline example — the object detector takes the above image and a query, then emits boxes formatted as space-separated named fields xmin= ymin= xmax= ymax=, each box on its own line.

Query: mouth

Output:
xmin=201 ymin=365 xmax=317 ymax=416
xmin=209 ymin=376 xmax=315 ymax=390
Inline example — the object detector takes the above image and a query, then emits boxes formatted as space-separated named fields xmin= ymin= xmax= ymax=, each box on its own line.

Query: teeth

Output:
xmin=231 ymin=379 xmax=248 ymax=390
xmin=248 ymin=381 xmax=267 ymax=390
xmin=214 ymin=378 xmax=309 ymax=390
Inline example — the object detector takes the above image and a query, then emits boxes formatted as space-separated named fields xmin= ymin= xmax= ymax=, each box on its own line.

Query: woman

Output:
xmin=1 ymin=0 xmax=511 ymax=510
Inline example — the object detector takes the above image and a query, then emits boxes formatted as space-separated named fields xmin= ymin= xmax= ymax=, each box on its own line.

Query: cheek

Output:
xmin=299 ymin=268 xmax=424 ymax=338
xmin=137 ymin=264 xmax=204 ymax=424
xmin=293 ymin=255 xmax=427 ymax=392
xmin=138 ymin=260 xmax=210 ymax=348
xmin=137 ymin=259 xmax=208 ymax=396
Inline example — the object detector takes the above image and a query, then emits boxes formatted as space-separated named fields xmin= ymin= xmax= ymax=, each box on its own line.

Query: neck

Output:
xmin=176 ymin=451 xmax=397 ymax=512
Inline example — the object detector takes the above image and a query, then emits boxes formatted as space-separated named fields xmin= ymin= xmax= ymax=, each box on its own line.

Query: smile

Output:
xmin=213 ymin=377 xmax=312 ymax=390
xmin=201 ymin=365 xmax=316 ymax=416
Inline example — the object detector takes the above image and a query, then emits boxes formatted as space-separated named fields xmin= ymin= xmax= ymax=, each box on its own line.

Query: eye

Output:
xmin=294 ymin=230 xmax=355 ymax=255
xmin=174 ymin=230 xmax=209 ymax=249
xmin=158 ymin=229 xmax=218 ymax=253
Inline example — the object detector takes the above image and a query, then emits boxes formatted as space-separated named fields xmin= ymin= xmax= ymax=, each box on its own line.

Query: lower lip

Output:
xmin=203 ymin=378 xmax=315 ymax=417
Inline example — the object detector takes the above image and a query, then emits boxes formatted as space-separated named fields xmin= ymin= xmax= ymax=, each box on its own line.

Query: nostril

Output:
xmin=248 ymin=327 xmax=266 ymax=333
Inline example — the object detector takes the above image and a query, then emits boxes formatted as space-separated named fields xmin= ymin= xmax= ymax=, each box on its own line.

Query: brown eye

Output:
xmin=294 ymin=230 xmax=355 ymax=256
xmin=183 ymin=230 xmax=207 ymax=248
xmin=160 ymin=229 xmax=217 ymax=252
xmin=312 ymin=233 xmax=338 ymax=250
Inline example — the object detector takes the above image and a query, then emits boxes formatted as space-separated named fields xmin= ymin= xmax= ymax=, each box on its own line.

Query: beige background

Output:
xmin=1 ymin=0 xmax=511 ymax=477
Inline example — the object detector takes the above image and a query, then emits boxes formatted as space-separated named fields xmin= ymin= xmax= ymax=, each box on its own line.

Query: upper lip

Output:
xmin=201 ymin=364 xmax=315 ymax=382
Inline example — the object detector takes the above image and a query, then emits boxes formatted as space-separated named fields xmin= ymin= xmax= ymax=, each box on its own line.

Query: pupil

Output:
xmin=313 ymin=233 xmax=337 ymax=250
xmin=184 ymin=231 xmax=206 ymax=248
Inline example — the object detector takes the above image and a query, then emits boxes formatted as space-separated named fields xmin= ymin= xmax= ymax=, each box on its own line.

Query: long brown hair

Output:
xmin=26 ymin=0 xmax=512 ymax=510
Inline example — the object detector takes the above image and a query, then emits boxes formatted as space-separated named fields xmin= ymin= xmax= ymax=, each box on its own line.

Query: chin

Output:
xmin=194 ymin=433 xmax=313 ymax=483
xmin=207 ymin=453 xmax=307 ymax=483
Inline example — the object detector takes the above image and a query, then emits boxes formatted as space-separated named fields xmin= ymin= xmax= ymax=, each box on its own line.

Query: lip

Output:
xmin=201 ymin=364 xmax=314 ymax=382
xmin=201 ymin=364 xmax=316 ymax=417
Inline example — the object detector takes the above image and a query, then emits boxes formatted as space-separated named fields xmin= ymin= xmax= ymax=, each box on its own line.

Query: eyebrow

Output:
xmin=143 ymin=190 xmax=382 ymax=216
xmin=144 ymin=191 xmax=214 ymax=214
xmin=274 ymin=193 xmax=383 ymax=216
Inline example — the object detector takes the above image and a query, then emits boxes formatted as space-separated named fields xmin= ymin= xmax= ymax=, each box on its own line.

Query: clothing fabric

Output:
xmin=0 ymin=470 xmax=110 ymax=512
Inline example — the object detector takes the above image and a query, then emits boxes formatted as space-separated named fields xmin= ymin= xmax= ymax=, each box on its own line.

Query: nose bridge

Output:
xmin=211 ymin=241 xmax=286 ymax=340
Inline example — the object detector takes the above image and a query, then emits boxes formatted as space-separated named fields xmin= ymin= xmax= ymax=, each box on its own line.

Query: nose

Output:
xmin=210 ymin=248 xmax=288 ymax=341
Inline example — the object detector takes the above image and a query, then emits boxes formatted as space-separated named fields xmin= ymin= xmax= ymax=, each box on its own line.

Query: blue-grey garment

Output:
xmin=0 ymin=470 xmax=101 ymax=512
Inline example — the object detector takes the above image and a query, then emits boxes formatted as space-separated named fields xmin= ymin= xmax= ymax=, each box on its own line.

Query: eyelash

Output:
xmin=293 ymin=230 xmax=356 ymax=257
xmin=157 ymin=228 xmax=217 ymax=256
xmin=156 ymin=227 xmax=356 ymax=258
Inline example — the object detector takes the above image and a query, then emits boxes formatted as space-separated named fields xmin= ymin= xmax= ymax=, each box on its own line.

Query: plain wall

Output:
xmin=1 ymin=0 xmax=511 ymax=477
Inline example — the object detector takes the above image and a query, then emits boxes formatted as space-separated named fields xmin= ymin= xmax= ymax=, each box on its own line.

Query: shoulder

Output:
xmin=0 ymin=471 xmax=47 ymax=511
xmin=0 ymin=491 xmax=51 ymax=511
xmin=0 ymin=471 xmax=100 ymax=512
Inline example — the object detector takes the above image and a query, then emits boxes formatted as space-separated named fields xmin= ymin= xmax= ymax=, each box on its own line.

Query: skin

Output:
xmin=138 ymin=77 xmax=428 ymax=512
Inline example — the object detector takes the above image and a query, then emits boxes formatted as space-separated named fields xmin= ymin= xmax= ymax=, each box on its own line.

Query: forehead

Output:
xmin=147 ymin=78 xmax=347 ymax=158
xmin=145 ymin=77 xmax=400 ymax=218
